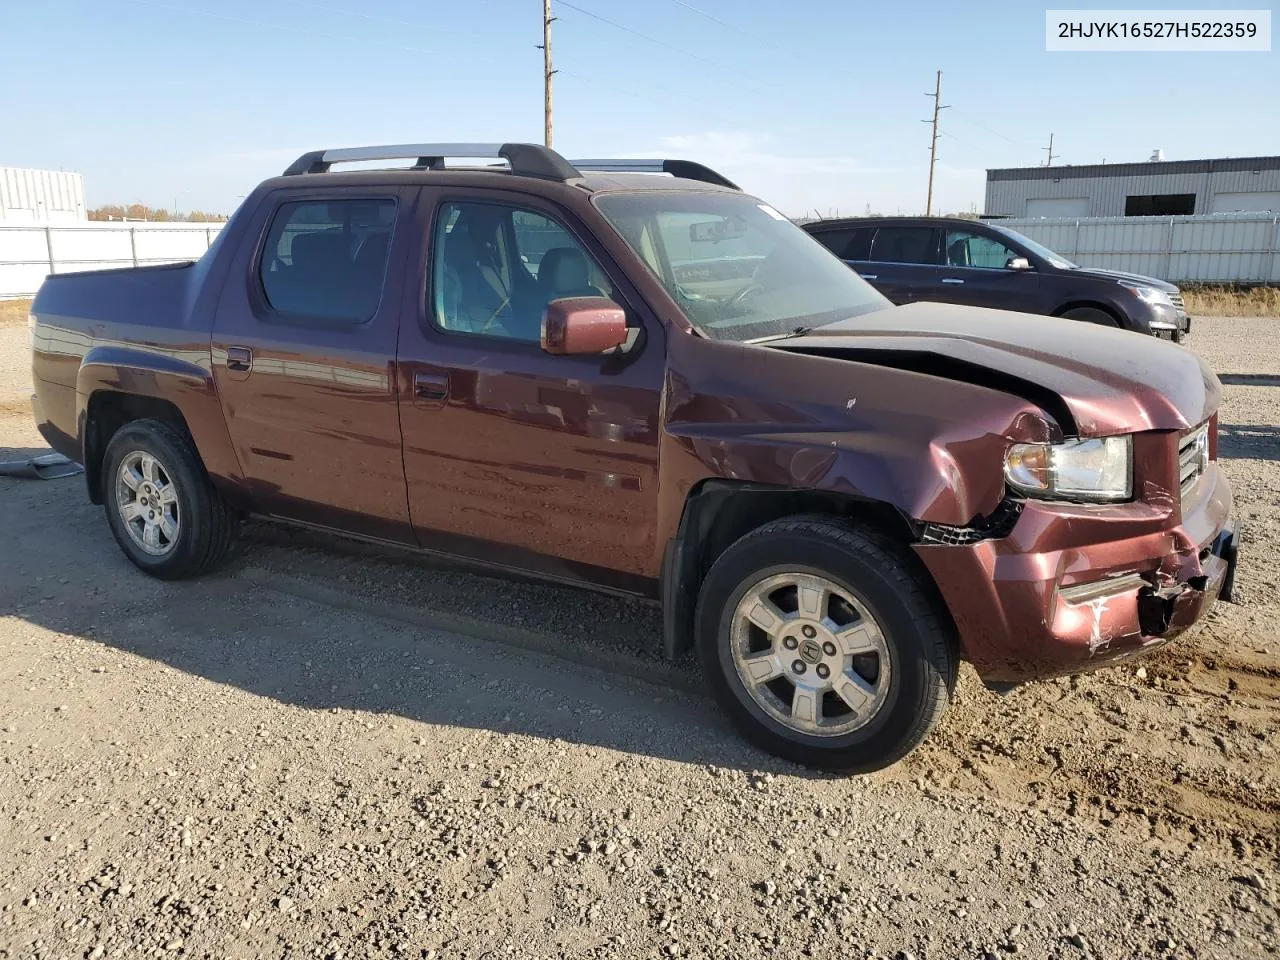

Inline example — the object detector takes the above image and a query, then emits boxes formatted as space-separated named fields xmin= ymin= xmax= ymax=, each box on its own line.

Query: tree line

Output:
xmin=88 ymin=204 xmax=228 ymax=223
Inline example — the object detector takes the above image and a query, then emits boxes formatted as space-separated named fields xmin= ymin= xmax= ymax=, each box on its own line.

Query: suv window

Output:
xmin=432 ymin=201 xmax=616 ymax=343
xmin=260 ymin=199 xmax=395 ymax=322
xmin=810 ymin=226 xmax=873 ymax=261
xmin=944 ymin=229 xmax=1019 ymax=269
xmin=868 ymin=227 xmax=937 ymax=265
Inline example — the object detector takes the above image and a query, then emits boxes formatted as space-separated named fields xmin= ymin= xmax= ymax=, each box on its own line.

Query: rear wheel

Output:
xmin=102 ymin=419 xmax=238 ymax=579
xmin=696 ymin=517 xmax=957 ymax=773
xmin=1060 ymin=306 xmax=1119 ymax=327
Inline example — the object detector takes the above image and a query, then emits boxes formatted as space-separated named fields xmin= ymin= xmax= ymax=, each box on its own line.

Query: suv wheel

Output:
xmin=696 ymin=517 xmax=957 ymax=773
xmin=102 ymin=419 xmax=238 ymax=580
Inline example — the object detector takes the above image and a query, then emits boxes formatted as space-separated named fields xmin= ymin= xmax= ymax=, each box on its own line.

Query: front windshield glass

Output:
xmin=988 ymin=224 xmax=1077 ymax=269
xmin=595 ymin=191 xmax=891 ymax=341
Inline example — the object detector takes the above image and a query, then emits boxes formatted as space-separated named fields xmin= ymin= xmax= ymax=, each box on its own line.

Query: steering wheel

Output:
xmin=729 ymin=283 xmax=765 ymax=308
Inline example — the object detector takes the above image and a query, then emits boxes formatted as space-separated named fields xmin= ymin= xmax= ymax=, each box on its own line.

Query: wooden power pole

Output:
xmin=923 ymin=70 xmax=948 ymax=215
xmin=1043 ymin=132 xmax=1057 ymax=166
xmin=540 ymin=0 xmax=555 ymax=148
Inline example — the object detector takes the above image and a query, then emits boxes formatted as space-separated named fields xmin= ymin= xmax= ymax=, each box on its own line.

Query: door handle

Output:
xmin=858 ymin=273 xmax=878 ymax=280
xmin=226 ymin=346 xmax=252 ymax=375
xmin=941 ymin=278 xmax=965 ymax=285
xmin=413 ymin=371 xmax=449 ymax=403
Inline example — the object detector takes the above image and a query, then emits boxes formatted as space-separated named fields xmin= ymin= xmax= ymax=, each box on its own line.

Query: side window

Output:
xmin=432 ymin=201 xmax=616 ymax=343
xmin=945 ymin=229 xmax=1018 ymax=269
xmin=867 ymin=227 xmax=937 ymax=265
xmin=260 ymin=199 xmax=395 ymax=322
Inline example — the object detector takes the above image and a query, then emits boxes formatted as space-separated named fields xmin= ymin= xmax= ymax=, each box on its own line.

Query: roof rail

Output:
xmin=280 ymin=144 xmax=740 ymax=190
xmin=570 ymin=159 xmax=739 ymax=190
xmin=282 ymin=142 xmax=579 ymax=181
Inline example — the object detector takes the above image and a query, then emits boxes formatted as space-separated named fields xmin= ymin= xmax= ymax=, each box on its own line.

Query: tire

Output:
xmin=101 ymin=418 xmax=238 ymax=580
xmin=695 ymin=517 xmax=957 ymax=773
xmin=1059 ymin=306 xmax=1119 ymax=327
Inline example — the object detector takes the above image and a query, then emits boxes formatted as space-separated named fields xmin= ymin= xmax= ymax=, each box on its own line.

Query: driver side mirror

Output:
xmin=1006 ymin=256 xmax=1033 ymax=271
xmin=541 ymin=297 xmax=628 ymax=355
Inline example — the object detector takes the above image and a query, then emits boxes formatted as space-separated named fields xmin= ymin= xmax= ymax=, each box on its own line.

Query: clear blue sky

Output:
xmin=3 ymin=0 xmax=1276 ymax=216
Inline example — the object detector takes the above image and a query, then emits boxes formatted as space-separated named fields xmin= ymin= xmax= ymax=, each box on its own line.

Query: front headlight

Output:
xmin=1123 ymin=284 xmax=1172 ymax=307
xmin=1005 ymin=436 xmax=1132 ymax=502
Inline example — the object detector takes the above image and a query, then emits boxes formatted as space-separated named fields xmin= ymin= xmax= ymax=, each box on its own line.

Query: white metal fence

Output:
xmin=0 ymin=221 xmax=225 ymax=299
xmin=994 ymin=213 xmax=1280 ymax=285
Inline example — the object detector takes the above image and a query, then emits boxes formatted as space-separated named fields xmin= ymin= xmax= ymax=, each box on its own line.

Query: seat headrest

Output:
xmin=540 ymin=246 xmax=590 ymax=293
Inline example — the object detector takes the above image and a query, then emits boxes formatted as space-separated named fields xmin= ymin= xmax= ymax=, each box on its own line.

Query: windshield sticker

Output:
xmin=757 ymin=203 xmax=788 ymax=221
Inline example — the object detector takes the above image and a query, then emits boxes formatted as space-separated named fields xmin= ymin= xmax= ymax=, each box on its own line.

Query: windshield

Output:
xmin=595 ymin=192 xmax=890 ymax=341
xmin=988 ymin=224 xmax=1077 ymax=269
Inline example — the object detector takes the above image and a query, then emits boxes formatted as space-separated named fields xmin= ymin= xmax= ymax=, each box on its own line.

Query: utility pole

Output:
xmin=922 ymin=70 xmax=948 ymax=215
xmin=538 ymin=0 xmax=556 ymax=148
xmin=1043 ymin=133 xmax=1057 ymax=166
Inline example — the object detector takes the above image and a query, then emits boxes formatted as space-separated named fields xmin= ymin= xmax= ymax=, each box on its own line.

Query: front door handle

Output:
xmin=858 ymin=273 xmax=878 ymax=280
xmin=413 ymin=371 xmax=450 ymax=404
xmin=941 ymin=278 xmax=965 ymax=285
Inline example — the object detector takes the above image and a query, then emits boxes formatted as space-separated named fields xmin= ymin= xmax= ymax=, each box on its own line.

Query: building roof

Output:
xmin=986 ymin=155 xmax=1280 ymax=182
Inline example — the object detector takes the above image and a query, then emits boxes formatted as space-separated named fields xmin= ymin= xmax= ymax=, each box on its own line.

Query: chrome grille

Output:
xmin=1169 ymin=292 xmax=1185 ymax=311
xmin=1178 ymin=423 xmax=1209 ymax=499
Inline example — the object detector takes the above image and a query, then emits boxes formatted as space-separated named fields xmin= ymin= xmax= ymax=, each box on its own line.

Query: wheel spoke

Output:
xmin=790 ymin=687 xmax=820 ymax=728
xmin=741 ymin=653 xmax=784 ymax=685
xmin=140 ymin=456 xmax=157 ymax=483
xmin=120 ymin=466 xmax=141 ymax=491
xmin=797 ymin=583 xmax=826 ymax=619
xmin=835 ymin=621 xmax=882 ymax=657
xmin=142 ymin=523 xmax=160 ymax=549
xmin=158 ymin=516 xmax=178 ymax=542
xmin=745 ymin=597 xmax=785 ymax=635
xmin=157 ymin=484 xmax=178 ymax=506
xmin=120 ymin=502 xmax=144 ymax=522
xmin=833 ymin=672 xmax=876 ymax=714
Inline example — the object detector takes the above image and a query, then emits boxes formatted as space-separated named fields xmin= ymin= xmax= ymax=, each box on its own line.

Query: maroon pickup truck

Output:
xmin=28 ymin=143 xmax=1239 ymax=772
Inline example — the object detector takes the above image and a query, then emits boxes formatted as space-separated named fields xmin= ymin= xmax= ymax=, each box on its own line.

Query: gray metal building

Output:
xmin=0 ymin=167 xmax=86 ymax=223
xmin=985 ymin=156 xmax=1280 ymax=219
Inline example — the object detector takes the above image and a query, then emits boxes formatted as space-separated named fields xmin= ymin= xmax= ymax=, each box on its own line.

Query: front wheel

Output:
xmin=696 ymin=518 xmax=957 ymax=773
xmin=102 ymin=419 xmax=239 ymax=580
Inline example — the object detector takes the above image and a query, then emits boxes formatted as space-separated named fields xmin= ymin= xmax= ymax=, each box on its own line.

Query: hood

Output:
xmin=1067 ymin=266 xmax=1179 ymax=293
xmin=771 ymin=301 xmax=1218 ymax=436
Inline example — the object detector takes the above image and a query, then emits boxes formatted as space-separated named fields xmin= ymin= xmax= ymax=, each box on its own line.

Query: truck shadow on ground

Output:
xmin=1219 ymin=423 xmax=1280 ymax=462
xmin=1 ymin=476 xmax=812 ymax=778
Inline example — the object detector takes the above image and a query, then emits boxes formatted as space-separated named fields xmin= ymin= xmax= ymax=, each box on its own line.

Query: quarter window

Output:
xmin=432 ymin=201 xmax=616 ymax=342
xmin=260 ymin=199 xmax=395 ymax=322
xmin=810 ymin=227 xmax=874 ymax=261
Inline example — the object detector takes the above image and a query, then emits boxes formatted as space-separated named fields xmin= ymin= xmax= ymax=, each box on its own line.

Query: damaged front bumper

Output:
xmin=913 ymin=461 xmax=1237 ymax=684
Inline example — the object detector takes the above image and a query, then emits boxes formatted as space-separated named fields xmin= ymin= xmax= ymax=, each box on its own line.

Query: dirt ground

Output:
xmin=0 ymin=317 xmax=1276 ymax=960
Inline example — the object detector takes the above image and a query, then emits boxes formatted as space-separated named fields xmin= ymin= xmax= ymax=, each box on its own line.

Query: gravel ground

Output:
xmin=0 ymin=318 xmax=1277 ymax=960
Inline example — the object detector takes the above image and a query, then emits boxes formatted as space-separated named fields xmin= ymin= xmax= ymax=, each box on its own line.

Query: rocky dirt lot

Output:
xmin=0 ymin=315 xmax=1276 ymax=960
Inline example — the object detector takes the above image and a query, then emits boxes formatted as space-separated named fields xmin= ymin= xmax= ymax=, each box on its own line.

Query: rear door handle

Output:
xmin=413 ymin=371 xmax=450 ymax=404
xmin=225 ymin=346 xmax=252 ymax=379
xmin=941 ymin=278 xmax=965 ymax=285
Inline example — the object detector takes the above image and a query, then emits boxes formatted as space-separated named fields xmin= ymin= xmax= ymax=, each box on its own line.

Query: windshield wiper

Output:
xmin=746 ymin=325 xmax=814 ymax=345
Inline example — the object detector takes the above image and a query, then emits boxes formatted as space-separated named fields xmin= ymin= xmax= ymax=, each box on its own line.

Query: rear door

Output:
xmin=209 ymin=187 xmax=415 ymax=542
xmin=937 ymin=226 xmax=1041 ymax=313
xmin=862 ymin=225 xmax=940 ymax=303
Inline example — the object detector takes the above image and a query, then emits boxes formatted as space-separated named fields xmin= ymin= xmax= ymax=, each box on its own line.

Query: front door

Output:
xmin=210 ymin=187 xmax=415 ymax=543
xmin=396 ymin=190 xmax=664 ymax=591
xmin=935 ymin=227 xmax=1041 ymax=313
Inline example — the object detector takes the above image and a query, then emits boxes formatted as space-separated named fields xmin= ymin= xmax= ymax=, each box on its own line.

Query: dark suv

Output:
xmin=804 ymin=216 xmax=1190 ymax=341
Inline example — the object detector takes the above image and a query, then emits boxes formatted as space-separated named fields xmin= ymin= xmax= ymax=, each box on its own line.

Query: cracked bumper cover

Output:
xmin=912 ymin=462 xmax=1236 ymax=684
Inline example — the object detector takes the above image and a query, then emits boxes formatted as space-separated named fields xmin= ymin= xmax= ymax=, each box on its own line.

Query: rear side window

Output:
xmin=868 ymin=227 xmax=937 ymax=265
xmin=809 ymin=227 xmax=873 ymax=261
xmin=260 ymin=199 xmax=396 ymax=322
